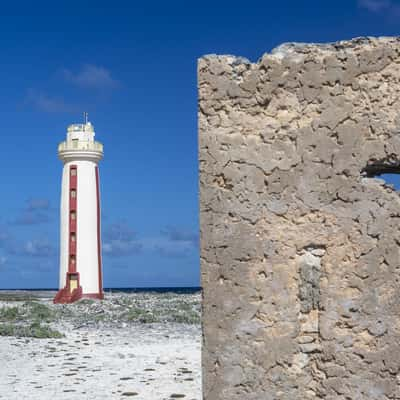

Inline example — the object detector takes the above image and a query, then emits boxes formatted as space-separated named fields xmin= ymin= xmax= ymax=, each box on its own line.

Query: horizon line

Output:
xmin=0 ymin=286 xmax=202 ymax=291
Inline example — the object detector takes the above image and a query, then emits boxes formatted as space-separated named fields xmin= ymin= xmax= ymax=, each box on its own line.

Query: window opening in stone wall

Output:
xmin=379 ymin=174 xmax=400 ymax=190
xmin=362 ymin=157 xmax=400 ymax=191
xmin=362 ymin=172 xmax=400 ymax=191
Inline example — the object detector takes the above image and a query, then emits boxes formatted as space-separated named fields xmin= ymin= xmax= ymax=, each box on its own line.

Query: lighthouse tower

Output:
xmin=54 ymin=117 xmax=104 ymax=304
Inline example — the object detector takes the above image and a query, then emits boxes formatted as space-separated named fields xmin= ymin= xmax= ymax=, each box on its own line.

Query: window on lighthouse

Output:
xmin=71 ymin=211 xmax=76 ymax=220
xmin=71 ymin=233 xmax=76 ymax=242
xmin=70 ymin=168 xmax=77 ymax=176
xmin=71 ymin=189 xmax=76 ymax=198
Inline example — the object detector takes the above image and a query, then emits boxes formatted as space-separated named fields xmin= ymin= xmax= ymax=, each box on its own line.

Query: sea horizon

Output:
xmin=0 ymin=286 xmax=201 ymax=294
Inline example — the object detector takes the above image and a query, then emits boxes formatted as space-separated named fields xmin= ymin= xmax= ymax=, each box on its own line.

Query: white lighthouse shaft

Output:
xmin=54 ymin=121 xmax=104 ymax=304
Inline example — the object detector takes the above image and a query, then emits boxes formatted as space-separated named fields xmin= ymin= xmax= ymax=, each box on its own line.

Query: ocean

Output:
xmin=0 ymin=287 xmax=201 ymax=300
xmin=0 ymin=287 xmax=200 ymax=293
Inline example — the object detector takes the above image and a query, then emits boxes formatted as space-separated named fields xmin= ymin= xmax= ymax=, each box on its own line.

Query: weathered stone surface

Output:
xmin=199 ymin=37 xmax=400 ymax=399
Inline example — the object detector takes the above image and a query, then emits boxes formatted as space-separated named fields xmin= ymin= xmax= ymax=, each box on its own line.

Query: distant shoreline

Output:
xmin=0 ymin=287 xmax=201 ymax=293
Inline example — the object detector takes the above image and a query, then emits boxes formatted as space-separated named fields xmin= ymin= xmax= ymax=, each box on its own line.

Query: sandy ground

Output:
xmin=0 ymin=324 xmax=201 ymax=399
xmin=0 ymin=292 xmax=202 ymax=400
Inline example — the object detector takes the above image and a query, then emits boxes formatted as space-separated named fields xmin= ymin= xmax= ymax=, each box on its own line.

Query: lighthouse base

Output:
xmin=53 ymin=272 xmax=104 ymax=304
xmin=53 ymin=286 xmax=83 ymax=304
xmin=53 ymin=290 xmax=104 ymax=304
xmin=81 ymin=293 xmax=104 ymax=300
xmin=53 ymin=272 xmax=82 ymax=303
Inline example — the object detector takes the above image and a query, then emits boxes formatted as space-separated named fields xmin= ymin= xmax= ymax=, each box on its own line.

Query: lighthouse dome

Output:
xmin=67 ymin=122 xmax=95 ymax=142
xmin=58 ymin=121 xmax=103 ymax=163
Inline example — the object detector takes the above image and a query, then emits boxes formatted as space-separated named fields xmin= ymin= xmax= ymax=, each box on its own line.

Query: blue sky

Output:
xmin=0 ymin=0 xmax=399 ymax=289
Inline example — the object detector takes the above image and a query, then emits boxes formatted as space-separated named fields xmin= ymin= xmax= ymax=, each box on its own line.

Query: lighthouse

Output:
xmin=54 ymin=117 xmax=104 ymax=303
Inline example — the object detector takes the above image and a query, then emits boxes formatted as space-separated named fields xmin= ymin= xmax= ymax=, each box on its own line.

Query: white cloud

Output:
xmin=27 ymin=198 xmax=50 ymax=211
xmin=21 ymin=239 xmax=55 ymax=257
xmin=62 ymin=64 xmax=120 ymax=89
xmin=103 ymin=222 xmax=142 ymax=256
xmin=0 ymin=256 xmax=6 ymax=268
xmin=25 ymin=89 xmax=74 ymax=113
xmin=12 ymin=198 xmax=52 ymax=225
xmin=154 ymin=238 xmax=195 ymax=258
xmin=102 ymin=223 xmax=197 ymax=259
xmin=358 ymin=0 xmax=399 ymax=12
xmin=140 ymin=235 xmax=197 ymax=259
xmin=161 ymin=226 xmax=198 ymax=247
xmin=103 ymin=240 xmax=143 ymax=256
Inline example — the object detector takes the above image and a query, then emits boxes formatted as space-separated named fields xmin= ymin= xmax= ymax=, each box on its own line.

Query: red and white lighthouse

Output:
xmin=54 ymin=118 xmax=104 ymax=303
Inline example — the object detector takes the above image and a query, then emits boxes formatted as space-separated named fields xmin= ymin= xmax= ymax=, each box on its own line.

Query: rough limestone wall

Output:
xmin=198 ymin=37 xmax=400 ymax=400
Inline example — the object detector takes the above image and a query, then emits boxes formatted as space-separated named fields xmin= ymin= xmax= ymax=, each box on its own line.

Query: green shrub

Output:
xmin=170 ymin=311 xmax=200 ymax=324
xmin=77 ymin=299 xmax=95 ymax=306
xmin=27 ymin=322 xmax=64 ymax=339
xmin=0 ymin=294 xmax=36 ymax=302
xmin=0 ymin=323 xmax=17 ymax=336
xmin=24 ymin=301 xmax=55 ymax=322
xmin=124 ymin=307 xmax=158 ymax=323
xmin=0 ymin=307 xmax=21 ymax=321
xmin=0 ymin=322 xmax=63 ymax=339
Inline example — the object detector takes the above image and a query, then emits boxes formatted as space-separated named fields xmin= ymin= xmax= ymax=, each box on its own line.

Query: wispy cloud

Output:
xmin=12 ymin=198 xmax=52 ymax=226
xmin=104 ymin=222 xmax=137 ymax=242
xmin=358 ymin=0 xmax=391 ymax=11
xmin=0 ymin=225 xmax=15 ymax=256
xmin=13 ymin=212 xmax=50 ymax=226
xmin=143 ymin=226 xmax=198 ymax=258
xmin=27 ymin=198 xmax=50 ymax=211
xmin=0 ymin=228 xmax=11 ymax=248
xmin=32 ymin=258 xmax=55 ymax=272
xmin=5 ymin=235 xmax=55 ymax=258
xmin=25 ymin=89 xmax=74 ymax=113
xmin=103 ymin=240 xmax=142 ymax=257
xmin=161 ymin=226 xmax=199 ymax=248
xmin=154 ymin=240 xmax=196 ymax=258
xmin=358 ymin=0 xmax=400 ymax=13
xmin=20 ymin=239 xmax=55 ymax=258
xmin=102 ymin=222 xmax=198 ymax=259
xmin=103 ymin=222 xmax=142 ymax=257
xmin=62 ymin=64 xmax=120 ymax=90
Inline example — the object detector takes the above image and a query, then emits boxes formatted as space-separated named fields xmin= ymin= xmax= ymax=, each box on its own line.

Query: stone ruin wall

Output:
xmin=198 ymin=37 xmax=400 ymax=400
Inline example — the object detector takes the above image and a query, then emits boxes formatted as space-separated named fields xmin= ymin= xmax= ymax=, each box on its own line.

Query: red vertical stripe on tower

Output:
xmin=69 ymin=165 xmax=78 ymax=273
xmin=95 ymin=166 xmax=104 ymax=298
xmin=54 ymin=164 xmax=82 ymax=303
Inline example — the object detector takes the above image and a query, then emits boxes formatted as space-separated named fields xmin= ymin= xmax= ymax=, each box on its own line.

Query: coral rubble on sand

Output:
xmin=0 ymin=291 xmax=201 ymax=400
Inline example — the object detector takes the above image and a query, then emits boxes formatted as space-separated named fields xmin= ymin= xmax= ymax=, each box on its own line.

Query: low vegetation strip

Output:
xmin=0 ymin=292 xmax=201 ymax=338
xmin=0 ymin=301 xmax=61 ymax=339
xmin=54 ymin=292 xmax=201 ymax=326
xmin=0 ymin=322 xmax=64 ymax=339
xmin=0 ymin=301 xmax=55 ymax=323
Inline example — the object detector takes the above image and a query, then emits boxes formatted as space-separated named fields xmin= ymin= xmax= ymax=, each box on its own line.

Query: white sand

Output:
xmin=0 ymin=324 xmax=201 ymax=399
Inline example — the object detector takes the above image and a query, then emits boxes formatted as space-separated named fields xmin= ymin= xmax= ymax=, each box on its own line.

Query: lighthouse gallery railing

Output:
xmin=58 ymin=141 xmax=103 ymax=152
